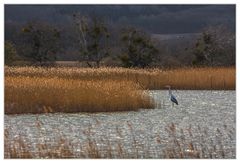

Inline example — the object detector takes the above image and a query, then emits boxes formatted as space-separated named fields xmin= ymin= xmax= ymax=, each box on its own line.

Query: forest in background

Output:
xmin=5 ymin=5 xmax=236 ymax=68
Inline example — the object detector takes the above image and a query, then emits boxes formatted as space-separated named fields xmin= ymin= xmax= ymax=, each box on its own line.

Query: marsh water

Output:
xmin=4 ymin=90 xmax=236 ymax=158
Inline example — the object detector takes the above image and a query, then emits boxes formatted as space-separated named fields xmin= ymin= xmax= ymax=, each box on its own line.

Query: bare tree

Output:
xmin=17 ymin=21 xmax=61 ymax=65
xmin=73 ymin=13 xmax=110 ymax=67
xmin=193 ymin=25 xmax=235 ymax=66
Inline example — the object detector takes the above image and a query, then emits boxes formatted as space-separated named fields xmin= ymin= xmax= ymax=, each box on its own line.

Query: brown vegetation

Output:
xmin=4 ymin=66 xmax=235 ymax=114
xmin=4 ymin=122 xmax=235 ymax=158
xmin=5 ymin=76 xmax=153 ymax=114
xmin=5 ymin=66 xmax=235 ymax=90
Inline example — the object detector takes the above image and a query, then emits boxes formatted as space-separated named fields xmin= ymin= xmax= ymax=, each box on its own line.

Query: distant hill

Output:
xmin=152 ymin=33 xmax=201 ymax=41
xmin=5 ymin=5 xmax=235 ymax=34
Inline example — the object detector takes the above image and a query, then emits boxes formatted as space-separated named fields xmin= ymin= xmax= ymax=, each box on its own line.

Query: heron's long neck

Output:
xmin=168 ymin=87 xmax=172 ymax=95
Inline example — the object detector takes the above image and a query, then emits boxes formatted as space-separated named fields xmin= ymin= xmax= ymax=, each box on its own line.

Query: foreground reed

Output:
xmin=4 ymin=122 xmax=235 ymax=158
xmin=5 ymin=66 xmax=235 ymax=90
xmin=5 ymin=76 xmax=153 ymax=114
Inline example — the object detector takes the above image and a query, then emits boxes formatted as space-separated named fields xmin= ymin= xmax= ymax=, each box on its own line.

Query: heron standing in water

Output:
xmin=165 ymin=85 xmax=178 ymax=106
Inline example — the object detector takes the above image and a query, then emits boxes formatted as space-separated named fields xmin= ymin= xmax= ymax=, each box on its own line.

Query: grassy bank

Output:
xmin=5 ymin=76 xmax=153 ymax=114
xmin=5 ymin=66 xmax=235 ymax=90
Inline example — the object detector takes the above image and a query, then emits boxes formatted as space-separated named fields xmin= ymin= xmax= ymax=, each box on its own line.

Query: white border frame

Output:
xmin=1 ymin=0 xmax=238 ymax=162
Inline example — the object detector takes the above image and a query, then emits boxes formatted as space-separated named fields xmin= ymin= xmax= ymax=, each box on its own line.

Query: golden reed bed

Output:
xmin=4 ymin=66 xmax=235 ymax=114
xmin=5 ymin=76 xmax=153 ymax=114
xmin=5 ymin=66 xmax=235 ymax=90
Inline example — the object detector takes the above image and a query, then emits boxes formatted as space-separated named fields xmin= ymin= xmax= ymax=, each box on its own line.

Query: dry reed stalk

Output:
xmin=5 ymin=66 xmax=235 ymax=90
xmin=5 ymin=76 xmax=154 ymax=114
xmin=4 ymin=123 xmax=235 ymax=159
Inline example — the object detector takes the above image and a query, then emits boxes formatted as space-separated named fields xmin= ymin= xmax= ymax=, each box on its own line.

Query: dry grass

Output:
xmin=158 ymin=67 xmax=235 ymax=90
xmin=5 ymin=76 xmax=153 ymax=114
xmin=4 ymin=129 xmax=75 ymax=158
xmin=5 ymin=66 xmax=235 ymax=90
xmin=4 ymin=122 xmax=235 ymax=158
xmin=4 ymin=66 xmax=235 ymax=114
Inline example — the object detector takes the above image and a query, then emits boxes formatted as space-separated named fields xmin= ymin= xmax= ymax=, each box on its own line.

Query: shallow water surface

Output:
xmin=5 ymin=90 xmax=236 ymax=158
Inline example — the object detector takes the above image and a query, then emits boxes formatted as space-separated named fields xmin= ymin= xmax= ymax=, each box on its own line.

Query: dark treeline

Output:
xmin=5 ymin=5 xmax=235 ymax=68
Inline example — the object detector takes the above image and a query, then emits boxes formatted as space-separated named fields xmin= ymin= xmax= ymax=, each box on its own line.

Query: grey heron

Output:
xmin=165 ymin=85 xmax=178 ymax=106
